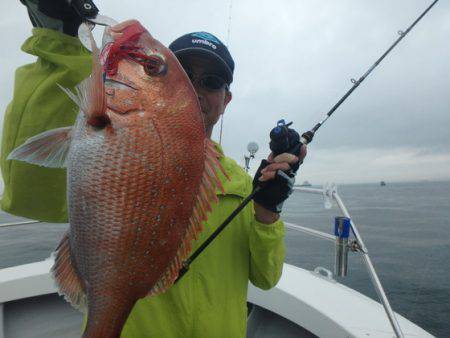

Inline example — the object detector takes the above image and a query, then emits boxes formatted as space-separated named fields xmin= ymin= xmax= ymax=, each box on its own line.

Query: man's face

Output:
xmin=178 ymin=55 xmax=232 ymax=138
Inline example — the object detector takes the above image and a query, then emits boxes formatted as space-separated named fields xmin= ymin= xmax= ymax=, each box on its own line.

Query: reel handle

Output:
xmin=269 ymin=119 xmax=307 ymax=172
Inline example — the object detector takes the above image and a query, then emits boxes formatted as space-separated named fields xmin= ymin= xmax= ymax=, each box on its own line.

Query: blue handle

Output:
xmin=334 ymin=217 xmax=351 ymax=239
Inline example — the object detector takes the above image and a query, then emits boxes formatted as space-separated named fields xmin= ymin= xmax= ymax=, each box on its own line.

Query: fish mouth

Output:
xmin=104 ymin=78 xmax=138 ymax=91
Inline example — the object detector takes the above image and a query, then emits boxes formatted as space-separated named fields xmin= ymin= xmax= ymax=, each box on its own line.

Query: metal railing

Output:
xmin=0 ymin=185 xmax=404 ymax=337
xmin=291 ymin=185 xmax=404 ymax=338
xmin=0 ymin=220 xmax=40 ymax=228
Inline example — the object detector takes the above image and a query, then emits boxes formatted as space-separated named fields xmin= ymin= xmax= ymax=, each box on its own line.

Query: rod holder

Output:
xmin=334 ymin=216 xmax=351 ymax=277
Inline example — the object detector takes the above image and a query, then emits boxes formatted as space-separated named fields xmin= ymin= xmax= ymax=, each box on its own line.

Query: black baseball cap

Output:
xmin=169 ymin=32 xmax=235 ymax=84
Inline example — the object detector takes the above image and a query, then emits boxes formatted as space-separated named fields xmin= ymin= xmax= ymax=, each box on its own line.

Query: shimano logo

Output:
xmin=192 ymin=39 xmax=217 ymax=50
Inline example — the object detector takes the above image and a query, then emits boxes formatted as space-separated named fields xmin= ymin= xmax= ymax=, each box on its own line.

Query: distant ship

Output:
xmin=380 ymin=181 xmax=386 ymax=186
xmin=298 ymin=181 xmax=312 ymax=187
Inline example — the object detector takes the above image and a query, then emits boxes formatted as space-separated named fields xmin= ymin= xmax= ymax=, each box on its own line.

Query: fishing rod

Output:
xmin=301 ymin=0 xmax=440 ymax=145
xmin=176 ymin=0 xmax=440 ymax=285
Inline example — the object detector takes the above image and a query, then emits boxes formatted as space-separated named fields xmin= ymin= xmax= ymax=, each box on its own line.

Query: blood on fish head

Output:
xmin=100 ymin=20 xmax=201 ymax=126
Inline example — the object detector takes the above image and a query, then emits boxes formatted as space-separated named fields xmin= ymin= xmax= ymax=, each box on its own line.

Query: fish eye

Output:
xmin=143 ymin=55 xmax=167 ymax=76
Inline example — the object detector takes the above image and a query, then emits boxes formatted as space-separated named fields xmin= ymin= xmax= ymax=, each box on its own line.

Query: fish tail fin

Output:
xmin=82 ymin=295 xmax=135 ymax=338
xmin=51 ymin=232 xmax=87 ymax=312
xmin=147 ymin=139 xmax=227 ymax=296
xmin=7 ymin=126 xmax=73 ymax=168
xmin=58 ymin=29 xmax=107 ymax=128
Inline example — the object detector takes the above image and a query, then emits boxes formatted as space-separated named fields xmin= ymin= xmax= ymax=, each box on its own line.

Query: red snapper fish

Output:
xmin=8 ymin=20 xmax=225 ymax=337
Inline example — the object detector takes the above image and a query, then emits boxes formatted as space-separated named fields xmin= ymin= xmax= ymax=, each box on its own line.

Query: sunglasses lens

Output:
xmin=201 ymin=75 xmax=226 ymax=90
xmin=183 ymin=67 xmax=228 ymax=91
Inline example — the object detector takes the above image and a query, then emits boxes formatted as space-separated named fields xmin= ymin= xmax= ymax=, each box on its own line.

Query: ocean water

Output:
xmin=283 ymin=180 xmax=450 ymax=337
xmin=0 ymin=180 xmax=449 ymax=336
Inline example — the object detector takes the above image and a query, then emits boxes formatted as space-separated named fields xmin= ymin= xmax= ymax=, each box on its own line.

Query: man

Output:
xmin=1 ymin=1 xmax=306 ymax=337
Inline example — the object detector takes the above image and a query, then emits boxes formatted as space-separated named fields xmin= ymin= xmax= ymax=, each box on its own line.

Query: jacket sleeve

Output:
xmin=0 ymin=28 xmax=91 ymax=222
xmin=248 ymin=210 xmax=286 ymax=290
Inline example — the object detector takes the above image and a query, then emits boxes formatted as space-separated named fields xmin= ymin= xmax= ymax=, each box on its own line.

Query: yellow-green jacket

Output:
xmin=117 ymin=148 xmax=285 ymax=338
xmin=1 ymin=28 xmax=91 ymax=222
xmin=1 ymin=28 xmax=286 ymax=338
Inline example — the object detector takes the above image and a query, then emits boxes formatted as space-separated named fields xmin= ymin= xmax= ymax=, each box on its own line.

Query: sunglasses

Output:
xmin=184 ymin=69 xmax=229 ymax=91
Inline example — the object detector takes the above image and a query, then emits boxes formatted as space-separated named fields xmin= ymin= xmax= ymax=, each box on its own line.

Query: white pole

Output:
xmin=333 ymin=192 xmax=404 ymax=338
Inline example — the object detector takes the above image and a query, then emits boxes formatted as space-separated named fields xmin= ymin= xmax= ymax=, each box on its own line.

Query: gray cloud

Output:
xmin=1 ymin=0 xmax=449 ymax=184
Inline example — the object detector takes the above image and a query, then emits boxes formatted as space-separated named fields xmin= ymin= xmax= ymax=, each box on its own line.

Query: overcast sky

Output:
xmin=1 ymin=0 xmax=449 ymax=185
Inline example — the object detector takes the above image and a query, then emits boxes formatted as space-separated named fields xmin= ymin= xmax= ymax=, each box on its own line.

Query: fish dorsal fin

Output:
xmin=51 ymin=232 xmax=87 ymax=312
xmin=7 ymin=126 xmax=73 ymax=168
xmin=148 ymin=139 xmax=228 ymax=296
xmin=58 ymin=29 xmax=106 ymax=122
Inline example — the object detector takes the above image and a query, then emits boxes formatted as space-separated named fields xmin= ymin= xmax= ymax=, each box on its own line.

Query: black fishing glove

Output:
xmin=252 ymin=161 xmax=296 ymax=213
xmin=252 ymin=122 xmax=303 ymax=213
xmin=20 ymin=0 xmax=98 ymax=36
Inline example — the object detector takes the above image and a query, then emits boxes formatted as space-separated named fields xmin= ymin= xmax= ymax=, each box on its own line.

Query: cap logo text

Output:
xmin=191 ymin=39 xmax=217 ymax=50
xmin=191 ymin=32 xmax=221 ymax=45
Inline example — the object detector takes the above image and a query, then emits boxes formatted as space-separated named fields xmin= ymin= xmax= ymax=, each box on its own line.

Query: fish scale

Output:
xmin=8 ymin=20 xmax=225 ymax=337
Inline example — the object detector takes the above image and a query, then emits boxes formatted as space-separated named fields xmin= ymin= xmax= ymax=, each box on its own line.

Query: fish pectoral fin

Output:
xmin=7 ymin=126 xmax=73 ymax=168
xmin=51 ymin=232 xmax=87 ymax=312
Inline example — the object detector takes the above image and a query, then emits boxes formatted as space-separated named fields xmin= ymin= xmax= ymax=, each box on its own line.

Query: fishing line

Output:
xmin=407 ymin=250 xmax=434 ymax=319
xmin=218 ymin=0 xmax=233 ymax=145
xmin=299 ymin=0 xmax=440 ymax=145
xmin=225 ymin=0 xmax=233 ymax=46
xmin=176 ymin=0 xmax=440 ymax=292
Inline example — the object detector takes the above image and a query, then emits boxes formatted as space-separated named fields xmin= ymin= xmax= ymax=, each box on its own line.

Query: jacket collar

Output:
xmin=212 ymin=141 xmax=250 ymax=198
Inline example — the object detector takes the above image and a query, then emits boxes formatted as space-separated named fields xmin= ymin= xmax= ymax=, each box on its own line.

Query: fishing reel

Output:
xmin=269 ymin=120 xmax=299 ymax=155
xmin=269 ymin=119 xmax=303 ymax=172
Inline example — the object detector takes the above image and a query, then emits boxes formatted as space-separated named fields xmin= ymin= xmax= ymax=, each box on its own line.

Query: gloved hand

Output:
xmin=20 ymin=0 xmax=97 ymax=36
xmin=252 ymin=151 xmax=306 ymax=213
xmin=252 ymin=124 xmax=307 ymax=213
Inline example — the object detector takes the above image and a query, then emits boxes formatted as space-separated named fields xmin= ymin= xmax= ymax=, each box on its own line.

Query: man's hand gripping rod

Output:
xmin=67 ymin=2 xmax=439 ymax=337
xmin=175 ymin=0 xmax=439 ymax=314
xmin=176 ymin=5 xmax=440 ymax=338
